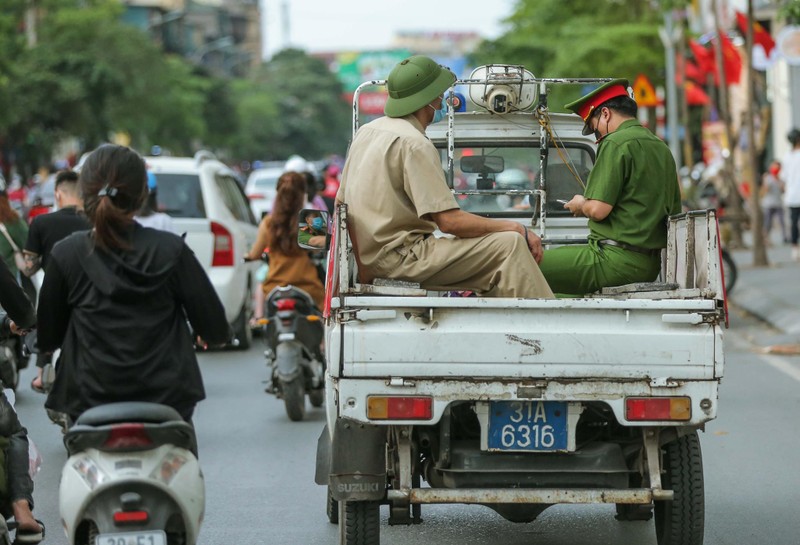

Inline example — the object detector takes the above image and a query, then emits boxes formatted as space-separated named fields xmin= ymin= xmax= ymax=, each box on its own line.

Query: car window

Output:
xmin=438 ymin=144 xmax=594 ymax=217
xmin=154 ymin=173 xmax=206 ymax=218
xmin=217 ymin=175 xmax=257 ymax=225
xmin=255 ymin=177 xmax=279 ymax=191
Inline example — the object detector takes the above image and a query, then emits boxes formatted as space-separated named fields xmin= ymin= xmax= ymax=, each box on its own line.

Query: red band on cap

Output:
xmin=577 ymin=84 xmax=629 ymax=121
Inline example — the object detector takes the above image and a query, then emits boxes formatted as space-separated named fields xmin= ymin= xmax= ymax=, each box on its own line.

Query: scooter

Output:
xmin=59 ymin=402 xmax=204 ymax=545
xmin=263 ymin=285 xmax=325 ymax=421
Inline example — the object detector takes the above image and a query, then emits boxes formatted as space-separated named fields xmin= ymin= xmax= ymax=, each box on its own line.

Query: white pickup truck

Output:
xmin=315 ymin=66 xmax=726 ymax=545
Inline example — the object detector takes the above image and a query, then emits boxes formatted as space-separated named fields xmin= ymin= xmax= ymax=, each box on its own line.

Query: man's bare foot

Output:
xmin=12 ymin=499 xmax=42 ymax=532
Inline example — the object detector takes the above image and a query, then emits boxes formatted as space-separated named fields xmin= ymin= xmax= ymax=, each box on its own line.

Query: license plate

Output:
xmin=487 ymin=400 xmax=568 ymax=452
xmin=95 ymin=530 xmax=166 ymax=545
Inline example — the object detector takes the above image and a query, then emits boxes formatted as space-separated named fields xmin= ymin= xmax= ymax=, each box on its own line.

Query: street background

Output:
xmin=12 ymin=239 xmax=800 ymax=545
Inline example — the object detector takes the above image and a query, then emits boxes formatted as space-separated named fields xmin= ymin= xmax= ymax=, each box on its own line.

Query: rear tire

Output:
xmin=339 ymin=500 xmax=380 ymax=545
xmin=327 ymin=486 xmax=339 ymax=524
xmin=309 ymin=388 xmax=325 ymax=407
xmin=232 ymin=299 xmax=253 ymax=350
xmin=282 ymin=377 xmax=306 ymax=421
xmin=654 ymin=431 xmax=705 ymax=545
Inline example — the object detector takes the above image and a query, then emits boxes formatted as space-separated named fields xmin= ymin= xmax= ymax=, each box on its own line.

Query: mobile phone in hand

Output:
xmin=556 ymin=199 xmax=569 ymax=205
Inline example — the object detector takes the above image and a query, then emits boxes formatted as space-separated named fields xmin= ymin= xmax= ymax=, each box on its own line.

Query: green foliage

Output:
xmin=779 ymin=0 xmax=800 ymax=23
xmin=472 ymin=0 xmax=668 ymax=111
xmin=247 ymin=48 xmax=351 ymax=160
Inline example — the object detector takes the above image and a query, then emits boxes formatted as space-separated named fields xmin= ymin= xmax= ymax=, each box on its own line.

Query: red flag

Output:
xmin=684 ymin=81 xmax=710 ymax=106
xmin=735 ymin=11 xmax=775 ymax=56
xmin=685 ymin=60 xmax=706 ymax=84
xmin=718 ymin=31 xmax=742 ymax=84
xmin=688 ymin=39 xmax=719 ymax=84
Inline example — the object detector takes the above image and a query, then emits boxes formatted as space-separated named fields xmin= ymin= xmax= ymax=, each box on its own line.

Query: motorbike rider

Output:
xmin=36 ymin=144 xmax=230 ymax=425
xmin=245 ymin=171 xmax=325 ymax=309
xmin=0 ymin=260 xmax=43 ymax=543
xmin=298 ymin=210 xmax=327 ymax=249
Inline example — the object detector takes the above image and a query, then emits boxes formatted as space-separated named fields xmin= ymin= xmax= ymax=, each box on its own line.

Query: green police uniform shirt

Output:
xmin=583 ymin=119 xmax=681 ymax=249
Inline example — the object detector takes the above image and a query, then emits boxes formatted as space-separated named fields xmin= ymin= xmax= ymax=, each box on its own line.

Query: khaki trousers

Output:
xmin=375 ymin=231 xmax=554 ymax=298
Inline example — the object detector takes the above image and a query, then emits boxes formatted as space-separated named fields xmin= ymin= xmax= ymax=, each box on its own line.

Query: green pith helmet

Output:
xmin=384 ymin=55 xmax=456 ymax=118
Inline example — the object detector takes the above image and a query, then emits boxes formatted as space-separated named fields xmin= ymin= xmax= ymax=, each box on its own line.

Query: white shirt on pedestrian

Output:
xmin=781 ymin=148 xmax=800 ymax=207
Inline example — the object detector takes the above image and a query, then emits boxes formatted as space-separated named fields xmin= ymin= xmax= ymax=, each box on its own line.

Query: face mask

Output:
xmin=429 ymin=100 xmax=448 ymax=124
xmin=311 ymin=217 xmax=325 ymax=230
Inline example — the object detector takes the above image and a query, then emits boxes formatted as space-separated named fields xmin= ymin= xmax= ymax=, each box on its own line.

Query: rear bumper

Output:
xmin=208 ymin=266 xmax=251 ymax=322
xmin=387 ymin=487 xmax=671 ymax=504
xmin=331 ymin=377 xmax=719 ymax=427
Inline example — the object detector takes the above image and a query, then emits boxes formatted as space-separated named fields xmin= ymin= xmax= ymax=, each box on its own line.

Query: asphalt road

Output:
xmin=13 ymin=308 xmax=800 ymax=544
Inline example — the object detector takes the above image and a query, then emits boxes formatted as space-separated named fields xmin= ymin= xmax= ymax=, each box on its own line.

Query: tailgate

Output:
xmin=172 ymin=219 xmax=214 ymax=268
xmin=331 ymin=297 xmax=722 ymax=381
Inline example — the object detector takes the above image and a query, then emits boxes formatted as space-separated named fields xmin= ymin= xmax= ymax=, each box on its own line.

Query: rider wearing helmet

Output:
xmin=335 ymin=55 xmax=552 ymax=298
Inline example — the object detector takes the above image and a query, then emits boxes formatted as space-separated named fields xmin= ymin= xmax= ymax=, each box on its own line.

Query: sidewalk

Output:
xmin=727 ymin=239 xmax=800 ymax=352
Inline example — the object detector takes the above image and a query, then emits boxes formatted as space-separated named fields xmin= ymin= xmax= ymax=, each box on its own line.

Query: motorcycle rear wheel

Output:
xmin=309 ymin=388 xmax=325 ymax=407
xmin=282 ymin=377 xmax=306 ymax=421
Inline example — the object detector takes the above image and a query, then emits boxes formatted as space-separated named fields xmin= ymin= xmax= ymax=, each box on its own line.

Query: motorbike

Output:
xmin=59 ymin=402 xmax=204 ymax=545
xmin=262 ymin=284 xmax=325 ymax=421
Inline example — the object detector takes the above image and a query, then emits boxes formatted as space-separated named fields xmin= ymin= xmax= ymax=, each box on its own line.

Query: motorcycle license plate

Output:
xmin=95 ymin=530 xmax=166 ymax=545
xmin=487 ymin=401 xmax=568 ymax=452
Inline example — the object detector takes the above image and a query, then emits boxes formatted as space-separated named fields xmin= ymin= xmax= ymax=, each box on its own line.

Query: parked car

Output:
xmin=246 ymin=166 xmax=283 ymax=220
xmin=145 ymin=152 xmax=259 ymax=349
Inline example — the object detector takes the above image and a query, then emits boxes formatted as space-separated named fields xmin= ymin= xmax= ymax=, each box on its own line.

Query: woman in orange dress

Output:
xmin=245 ymin=171 xmax=325 ymax=308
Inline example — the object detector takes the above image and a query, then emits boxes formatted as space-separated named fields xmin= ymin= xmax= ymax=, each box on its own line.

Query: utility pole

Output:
xmin=746 ymin=0 xmax=769 ymax=266
xmin=712 ymin=0 xmax=745 ymax=248
xmin=25 ymin=0 xmax=37 ymax=46
xmin=660 ymin=11 xmax=682 ymax=165
xmin=281 ymin=0 xmax=290 ymax=50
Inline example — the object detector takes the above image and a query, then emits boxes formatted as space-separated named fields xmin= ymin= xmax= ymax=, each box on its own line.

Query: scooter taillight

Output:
xmin=113 ymin=510 xmax=149 ymax=524
xmin=275 ymin=298 xmax=297 ymax=311
xmin=104 ymin=424 xmax=154 ymax=450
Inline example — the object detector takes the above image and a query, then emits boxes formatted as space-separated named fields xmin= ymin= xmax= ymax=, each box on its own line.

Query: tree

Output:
xmin=472 ymin=0 xmax=666 ymax=110
xmin=248 ymin=48 xmax=351 ymax=160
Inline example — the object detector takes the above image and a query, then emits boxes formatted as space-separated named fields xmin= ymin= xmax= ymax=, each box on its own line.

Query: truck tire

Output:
xmin=327 ymin=485 xmax=339 ymax=524
xmin=339 ymin=500 xmax=379 ymax=545
xmin=654 ymin=431 xmax=704 ymax=545
xmin=282 ymin=377 xmax=306 ymax=421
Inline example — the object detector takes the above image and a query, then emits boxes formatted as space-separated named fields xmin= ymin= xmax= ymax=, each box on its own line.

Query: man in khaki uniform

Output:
xmin=336 ymin=55 xmax=553 ymax=298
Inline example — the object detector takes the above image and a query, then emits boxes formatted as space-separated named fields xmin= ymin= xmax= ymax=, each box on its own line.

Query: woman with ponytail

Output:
xmin=244 ymin=171 xmax=325 ymax=308
xmin=36 ymin=144 xmax=230 ymax=424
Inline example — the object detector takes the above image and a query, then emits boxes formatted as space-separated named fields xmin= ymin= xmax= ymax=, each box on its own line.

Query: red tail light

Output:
xmin=103 ymin=424 xmax=154 ymax=449
xmin=248 ymin=193 xmax=265 ymax=200
xmin=210 ymin=221 xmax=234 ymax=267
xmin=625 ymin=397 xmax=691 ymax=421
xmin=113 ymin=510 xmax=149 ymax=524
xmin=275 ymin=299 xmax=297 ymax=311
xmin=367 ymin=396 xmax=433 ymax=420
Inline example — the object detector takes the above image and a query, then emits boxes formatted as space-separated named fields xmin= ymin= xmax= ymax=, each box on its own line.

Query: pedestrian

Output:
xmin=335 ymin=55 xmax=553 ymax=298
xmin=244 ymin=172 xmax=325 ymax=309
xmin=22 ymin=169 xmax=91 ymax=393
xmin=36 ymin=144 xmax=230 ymax=425
xmin=0 ymin=259 xmax=44 ymax=544
xmin=0 ymin=183 xmax=29 ymax=280
xmin=782 ymin=128 xmax=800 ymax=261
xmin=760 ymin=160 xmax=786 ymax=245
xmin=537 ymin=79 xmax=682 ymax=295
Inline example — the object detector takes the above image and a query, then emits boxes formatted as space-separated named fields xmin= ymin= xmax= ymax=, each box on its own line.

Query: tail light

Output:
xmin=210 ymin=221 xmax=234 ymax=267
xmin=103 ymin=424 xmax=154 ymax=449
xmin=248 ymin=193 xmax=265 ymax=200
xmin=625 ymin=397 xmax=691 ymax=421
xmin=113 ymin=510 xmax=149 ymax=525
xmin=367 ymin=396 xmax=432 ymax=420
xmin=275 ymin=299 xmax=297 ymax=311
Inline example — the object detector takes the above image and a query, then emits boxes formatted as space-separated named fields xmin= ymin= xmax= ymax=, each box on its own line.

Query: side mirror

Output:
xmin=297 ymin=208 xmax=330 ymax=250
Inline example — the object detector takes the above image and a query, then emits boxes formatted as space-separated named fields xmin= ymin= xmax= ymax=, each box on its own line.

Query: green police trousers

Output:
xmin=538 ymin=240 xmax=661 ymax=296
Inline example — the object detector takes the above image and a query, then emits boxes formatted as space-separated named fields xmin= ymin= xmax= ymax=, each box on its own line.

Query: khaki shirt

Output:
xmin=336 ymin=115 xmax=458 ymax=274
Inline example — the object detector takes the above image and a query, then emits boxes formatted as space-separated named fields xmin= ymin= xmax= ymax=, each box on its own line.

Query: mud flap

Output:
xmin=327 ymin=417 xmax=387 ymax=502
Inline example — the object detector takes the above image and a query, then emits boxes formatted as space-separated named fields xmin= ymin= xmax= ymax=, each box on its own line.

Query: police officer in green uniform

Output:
xmin=538 ymin=79 xmax=682 ymax=295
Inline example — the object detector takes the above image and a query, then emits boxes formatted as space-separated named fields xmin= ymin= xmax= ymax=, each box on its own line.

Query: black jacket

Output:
xmin=38 ymin=225 xmax=230 ymax=420
xmin=0 ymin=259 xmax=35 ymax=330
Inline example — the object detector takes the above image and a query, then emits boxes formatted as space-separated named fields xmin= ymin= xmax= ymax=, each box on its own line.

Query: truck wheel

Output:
xmin=339 ymin=500 xmax=379 ymax=545
xmin=309 ymin=388 xmax=325 ymax=407
xmin=282 ymin=377 xmax=306 ymax=421
xmin=654 ymin=431 xmax=704 ymax=545
xmin=327 ymin=486 xmax=339 ymax=524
